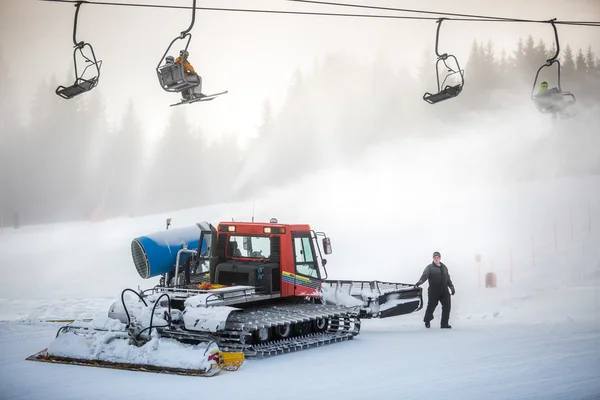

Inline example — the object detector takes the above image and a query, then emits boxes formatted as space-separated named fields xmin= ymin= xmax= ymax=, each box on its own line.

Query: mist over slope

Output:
xmin=1 ymin=102 xmax=598 ymax=311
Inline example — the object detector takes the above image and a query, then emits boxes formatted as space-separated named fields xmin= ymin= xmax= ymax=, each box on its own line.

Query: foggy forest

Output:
xmin=1 ymin=34 xmax=600 ymax=226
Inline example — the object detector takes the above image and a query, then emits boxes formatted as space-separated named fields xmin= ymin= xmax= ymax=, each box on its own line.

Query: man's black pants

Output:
xmin=423 ymin=289 xmax=451 ymax=326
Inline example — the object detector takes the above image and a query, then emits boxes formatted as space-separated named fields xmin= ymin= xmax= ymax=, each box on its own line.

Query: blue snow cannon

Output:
xmin=130 ymin=224 xmax=205 ymax=279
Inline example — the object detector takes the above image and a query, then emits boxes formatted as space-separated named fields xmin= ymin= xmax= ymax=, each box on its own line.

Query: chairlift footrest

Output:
xmin=423 ymin=85 xmax=462 ymax=104
xmin=55 ymin=77 xmax=98 ymax=99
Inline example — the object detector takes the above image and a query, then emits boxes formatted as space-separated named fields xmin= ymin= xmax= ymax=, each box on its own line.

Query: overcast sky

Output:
xmin=1 ymin=0 xmax=599 ymax=145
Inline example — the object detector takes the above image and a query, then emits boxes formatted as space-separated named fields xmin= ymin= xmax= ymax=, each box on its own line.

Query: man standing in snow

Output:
xmin=415 ymin=251 xmax=455 ymax=329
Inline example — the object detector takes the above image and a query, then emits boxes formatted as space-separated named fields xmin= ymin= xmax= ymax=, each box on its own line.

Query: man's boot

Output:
xmin=441 ymin=325 xmax=452 ymax=329
xmin=425 ymin=321 xmax=430 ymax=328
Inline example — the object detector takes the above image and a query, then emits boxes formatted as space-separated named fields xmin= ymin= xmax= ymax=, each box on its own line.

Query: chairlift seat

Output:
xmin=532 ymin=89 xmax=576 ymax=114
xmin=158 ymin=62 xmax=198 ymax=92
xmin=55 ymin=76 xmax=98 ymax=99
xmin=423 ymin=84 xmax=462 ymax=104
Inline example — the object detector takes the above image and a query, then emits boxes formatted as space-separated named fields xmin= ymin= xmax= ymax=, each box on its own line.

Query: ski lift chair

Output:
xmin=156 ymin=0 xmax=227 ymax=106
xmin=56 ymin=57 xmax=102 ymax=99
xmin=422 ymin=19 xmax=465 ymax=105
xmin=157 ymin=60 xmax=198 ymax=93
xmin=531 ymin=61 xmax=576 ymax=117
xmin=156 ymin=0 xmax=200 ymax=95
xmin=423 ymin=54 xmax=464 ymax=104
xmin=530 ymin=19 xmax=576 ymax=117
xmin=55 ymin=2 xmax=102 ymax=99
xmin=532 ymin=84 xmax=576 ymax=116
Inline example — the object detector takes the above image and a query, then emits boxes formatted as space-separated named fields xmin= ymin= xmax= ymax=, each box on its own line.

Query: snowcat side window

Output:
xmin=196 ymin=232 xmax=212 ymax=273
xmin=293 ymin=236 xmax=318 ymax=278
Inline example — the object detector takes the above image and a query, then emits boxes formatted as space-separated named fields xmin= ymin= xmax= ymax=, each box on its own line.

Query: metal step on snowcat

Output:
xmin=322 ymin=280 xmax=423 ymax=319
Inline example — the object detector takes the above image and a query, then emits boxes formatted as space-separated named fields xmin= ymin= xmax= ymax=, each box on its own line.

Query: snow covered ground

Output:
xmin=1 ymin=129 xmax=599 ymax=399
xmin=0 ymin=287 xmax=598 ymax=400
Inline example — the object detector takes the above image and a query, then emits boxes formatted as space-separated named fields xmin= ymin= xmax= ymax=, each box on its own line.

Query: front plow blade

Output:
xmin=323 ymin=280 xmax=423 ymax=318
xmin=26 ymin=320 xmax=245 ymax=377
xmin=26 ymin=348 xmax=226 ymax=377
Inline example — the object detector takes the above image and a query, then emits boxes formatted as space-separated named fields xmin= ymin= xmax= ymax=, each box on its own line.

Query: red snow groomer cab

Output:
xmin=207 ymin=220 xmax=332 ymax=299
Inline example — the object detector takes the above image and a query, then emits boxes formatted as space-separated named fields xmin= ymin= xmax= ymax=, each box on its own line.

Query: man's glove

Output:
xmin=450 ymin=287 xmax=455 ymax=295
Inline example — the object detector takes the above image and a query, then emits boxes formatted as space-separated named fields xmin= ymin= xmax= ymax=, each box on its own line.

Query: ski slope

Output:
xmin=1 ymin=131 xmax=600 ymax=399
xmin=0 ymin=282 xmax=598 ymax=399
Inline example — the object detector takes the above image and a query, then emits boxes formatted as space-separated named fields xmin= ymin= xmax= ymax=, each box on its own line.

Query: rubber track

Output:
xmin=217 ymin=303 xmax=361 ymax=356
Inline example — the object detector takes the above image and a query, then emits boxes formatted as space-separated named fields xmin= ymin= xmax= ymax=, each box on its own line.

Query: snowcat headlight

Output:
xmin=264 ymin=227 xmax=286 ymax=234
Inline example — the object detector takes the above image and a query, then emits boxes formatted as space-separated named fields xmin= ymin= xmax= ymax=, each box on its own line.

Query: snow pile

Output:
xmin=43 ymin=304 xmax=219 ymax=372
xmin=321 ymin=284 xmax=364 ymax=307
xmin=106 ymin=292 xmax=176 ymax=329
xmin=47 ymin=325 xmax=218 ymax=372
xmin=183 ymin=303 xmax=240 ymax=333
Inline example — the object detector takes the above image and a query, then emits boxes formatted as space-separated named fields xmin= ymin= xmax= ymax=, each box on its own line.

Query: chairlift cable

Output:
xmin=37 ymin=0 xmax=600 ymax=26
xmin=285 ymin=0 xmax=539 ymax=23
xmin=286 ymin=0 xmax=600 ymax=26
xmin=37 ymin=0 xmax=453 ymax=20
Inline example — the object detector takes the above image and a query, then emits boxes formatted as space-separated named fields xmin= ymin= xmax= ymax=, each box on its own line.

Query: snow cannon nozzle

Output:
xmin=131 ymin=225 xmax=203 ymax=279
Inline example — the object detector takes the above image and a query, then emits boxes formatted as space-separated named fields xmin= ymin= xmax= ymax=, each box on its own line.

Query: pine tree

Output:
xmin=575 ymin=48 xmax=586 ymax=72
xmin=535 ymin=39 xmax=548 ymax=63
xmin=514 ymin=37 xmax=525 ymax=70
xmin=258 ymin=98 xmax=274 ymax=140
xmin=100 ymin=99 xmax=146 ymax=217
xmin=584 ymin=45 xmax=596 ymax=73
xmin=144 ymin=108 xmax=204 ymax=213
xmin=560 ymin=45 xmax=576 ymax=82
xmin=483 ymin=40 xmax=497 ymax=86
xmin=522 ymin=35 xmax=539 ymax=74
xmin=463 ymin=40 xmax=487 ymax=106
xmin=548 ymin=41 xmax=557 ymax=60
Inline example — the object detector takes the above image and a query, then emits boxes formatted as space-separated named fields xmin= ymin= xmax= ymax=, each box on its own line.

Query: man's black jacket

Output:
xmin=416 ymin=262 xmax=454 ymax=293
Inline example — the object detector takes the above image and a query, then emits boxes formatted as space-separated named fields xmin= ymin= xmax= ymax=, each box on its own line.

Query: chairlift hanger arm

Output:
xmin=72 ymin=1 xmax=88 ymax=48
xmin=434 ymin=18 xmax=446 ymax=59
xmin=547 ymin=19 xmax=559 ymax=63
xmin=180 ymin=0 xmax=196 ymax=39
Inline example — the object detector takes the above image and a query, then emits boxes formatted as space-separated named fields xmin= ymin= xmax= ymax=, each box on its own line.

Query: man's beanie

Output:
xmin=433 ymin=251 xmax=441 ymax=258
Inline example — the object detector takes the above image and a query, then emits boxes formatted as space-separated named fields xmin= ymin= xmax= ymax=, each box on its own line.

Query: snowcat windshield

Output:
xmin=228 ymin=235 xmax=271 ymax=259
